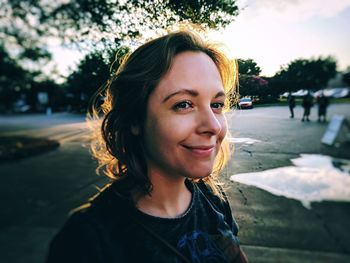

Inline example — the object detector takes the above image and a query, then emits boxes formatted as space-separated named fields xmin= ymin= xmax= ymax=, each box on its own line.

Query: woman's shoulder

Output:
xmin=194 ymin=180 xmax=239 ymax=235
xmin=195 ymin=180 xmax=229 ymax=207
xmin=46 ymin=182 xmax=132 ymax=262
xmin=65 ymin=183 xmax=128 ymax=225
xmin=46 ymin=207 xmax=102 ymax=262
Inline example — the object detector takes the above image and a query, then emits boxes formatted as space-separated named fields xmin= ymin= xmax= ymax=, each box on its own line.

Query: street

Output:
xmin=0 ymin=103 xmax=349 ymax=262
xmin=227 ymin=103 xmax=350 ymax=262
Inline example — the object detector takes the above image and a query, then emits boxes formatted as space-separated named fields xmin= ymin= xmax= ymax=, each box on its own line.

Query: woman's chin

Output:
xmin=185 ymin=170 xmax=212 ymax=180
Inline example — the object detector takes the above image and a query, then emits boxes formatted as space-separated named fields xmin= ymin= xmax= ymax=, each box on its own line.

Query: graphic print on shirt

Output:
xmin=176 ymin=230 xmax=241 ymax=263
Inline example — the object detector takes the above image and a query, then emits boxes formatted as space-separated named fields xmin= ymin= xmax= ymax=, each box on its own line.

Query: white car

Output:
xmin=238 ymin=98 xmax=253 ymax=109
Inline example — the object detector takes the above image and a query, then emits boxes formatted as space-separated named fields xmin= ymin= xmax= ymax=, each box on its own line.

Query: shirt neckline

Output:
xmin=133 ymin=180 xmax=197 ymax=222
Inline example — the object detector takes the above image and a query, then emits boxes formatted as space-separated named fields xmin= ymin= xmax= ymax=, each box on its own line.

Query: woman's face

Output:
xmin=142 ymin=51 xmax=227 ymax=180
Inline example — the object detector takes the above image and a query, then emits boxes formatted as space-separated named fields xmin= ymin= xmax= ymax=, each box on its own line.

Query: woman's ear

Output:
xmin=131 ymin=125 xmax=140 ymax=136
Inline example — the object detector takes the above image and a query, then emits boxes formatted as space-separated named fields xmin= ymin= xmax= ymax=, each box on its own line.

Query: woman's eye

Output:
xmin=211 ymin=102 xmax=225 ymax=109
xmin=173 ymin=101 xmax=193 ymax=111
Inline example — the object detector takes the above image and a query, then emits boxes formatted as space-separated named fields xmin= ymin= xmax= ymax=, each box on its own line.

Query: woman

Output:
xmin=46 ymin=31 xmax=247 ymax=263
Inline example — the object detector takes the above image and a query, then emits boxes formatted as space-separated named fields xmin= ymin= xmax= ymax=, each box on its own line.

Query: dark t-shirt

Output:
xmin=46 ymin=180 xmax=246 ymax=263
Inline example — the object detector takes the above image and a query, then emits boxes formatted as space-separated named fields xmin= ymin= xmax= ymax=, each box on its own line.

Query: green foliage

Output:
xmin=65 ymin=46 xmax=130 ymax=111
xmin=30 ymin=79 xmax=64 ymax=111
xmin=0 ymin=44 xmax=28 ymax=108
xmin=39 ymin=0 xmax=239 ymax=43
xmin=0 ymin=1 xmax=47 ymax=57
xmin=167 ymin=0 xmax=239 ymax=28
xmin=0 ymin=1 xmax=53 ymax=103
xmin=1 ymin=0 xmax=240 ymax=111
xmin=239 ymin=75 xmax=269 ymax=99
xmin=271 ymin=56 xmax=337 ymax=93
xmin=3 ymin=0 xmax=239 ymax=47
xmin=236 ymin=58 xmax=270 ymax=100
xmin=343 ymin=71 xmax=350 ymax=86
xmin=0 ymin=44 xmax=61 ymax=112
xmin=19 ymin=47 xmax=51 ymax=61
xmin=238 ymin=58 xmax=261 ymax=76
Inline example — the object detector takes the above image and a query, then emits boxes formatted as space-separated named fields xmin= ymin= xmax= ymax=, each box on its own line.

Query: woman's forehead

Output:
xmin=154 ymin=51 xmax=223 ymax=94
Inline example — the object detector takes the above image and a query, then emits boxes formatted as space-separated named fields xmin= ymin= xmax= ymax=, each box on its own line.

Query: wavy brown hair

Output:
xmin=88 ymin=31 xmax=238 ymax=197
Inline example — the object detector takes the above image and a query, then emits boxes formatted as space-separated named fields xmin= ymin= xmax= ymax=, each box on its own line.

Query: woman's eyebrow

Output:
xmin=162 ymin=89 xmax=226 ymax=103
xmin=215 ymin=91 xmax=226 ymax=98
xmin=162 ymin=89 xmax=199 ymax=103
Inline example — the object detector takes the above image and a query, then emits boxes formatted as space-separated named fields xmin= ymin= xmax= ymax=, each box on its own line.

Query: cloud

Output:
xmin=240 ymin=0 xmax=350 ymax=21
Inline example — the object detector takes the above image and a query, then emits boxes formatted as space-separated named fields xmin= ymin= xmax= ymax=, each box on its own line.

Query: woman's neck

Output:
xmin=135 ymin=172 xmax=192 ymax=218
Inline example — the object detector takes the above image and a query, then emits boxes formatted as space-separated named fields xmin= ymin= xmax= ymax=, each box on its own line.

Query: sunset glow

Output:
xmin=210 ymin=0 xmax=350 ymax=76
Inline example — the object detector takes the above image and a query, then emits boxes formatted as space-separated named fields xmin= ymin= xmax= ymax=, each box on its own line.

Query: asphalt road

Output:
xmin=0 ymin=103 xmax=349 ymax=263
xmin=226 ymin=103 xmax=350 ymax=262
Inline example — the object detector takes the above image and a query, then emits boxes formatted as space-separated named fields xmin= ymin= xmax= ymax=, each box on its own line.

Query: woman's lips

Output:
xmin=182 ymin=145 xmax=215 ymax=157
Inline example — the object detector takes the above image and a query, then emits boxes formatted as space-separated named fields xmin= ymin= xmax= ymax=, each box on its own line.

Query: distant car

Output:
xmin=238 ymin=98 xmax=253 ymax=109
xmin=13 ymin=99 xmax=31 ymax=113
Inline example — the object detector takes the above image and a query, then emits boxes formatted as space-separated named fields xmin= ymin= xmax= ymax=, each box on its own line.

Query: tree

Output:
xmin=0 ymin=1 xmax=52 ymax=64
xmin=0 ymin=43 xmax=64 ymax=113
xmin=271 ymin=56 xmax=337 ymax=94
xmin=41 ymin=0 xmax=239 ymax=43
xmin=26 ymin=79 xmax=63 ymax=112
xmin=343 ymin=68 xmax=350 ymax=87
xmin=0 ymin=1 xmax=54 ymax=109
xmin=235 ymin=58 xmax=270 ymax=101
xmin=0 ymin=44 xmax=28 ymax=111
xmin=237 ymin=58 xmax=261 ymax=76
xmin=65 ymin=45 xmax=129 ymax=111
xmin=1 ymin=0 xmax=240 ymax=111
xmin=2 ymin=0 xmax=239 ymax=48
xmin=239 ymin=75 xmax=269 ymax=100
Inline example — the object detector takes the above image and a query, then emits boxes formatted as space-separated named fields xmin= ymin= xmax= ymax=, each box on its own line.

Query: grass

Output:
xmin=0 ymin=136 xmax=60 ymax=162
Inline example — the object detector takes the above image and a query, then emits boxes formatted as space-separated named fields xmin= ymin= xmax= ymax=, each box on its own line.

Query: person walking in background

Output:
xmin=301 ymin=90 xmax=314 ymax=122
xmin=317 ymin=91 xmax=329 ymax=122
xmin=287 ymin=92 xmax=296 ymax=118
xmin=46 ymin=31 xmax=248 ymax=263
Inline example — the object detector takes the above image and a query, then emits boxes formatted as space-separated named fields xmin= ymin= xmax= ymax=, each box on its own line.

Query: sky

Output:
xmin=212 ymin=0 xmax=350 ymax=76
xmin=51 ymin=0 xmax=350 ymax=79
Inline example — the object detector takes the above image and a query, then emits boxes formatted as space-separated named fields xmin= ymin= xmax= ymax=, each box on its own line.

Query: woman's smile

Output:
xmin=143 ymin=51 xmax=227 ymax=180
xmin=181 ymin=144 xmax=216 ymax=158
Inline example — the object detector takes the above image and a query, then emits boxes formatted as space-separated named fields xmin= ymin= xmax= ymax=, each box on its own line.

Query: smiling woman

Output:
xmin=143 ymin=52 xmax=228 ymax=184
xmin=46 ymin=31 xmax=247 ymax=263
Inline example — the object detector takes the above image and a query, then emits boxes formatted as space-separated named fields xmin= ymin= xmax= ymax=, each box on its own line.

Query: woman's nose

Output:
xmin=197 ymin=108 xmax=222 ymax=135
